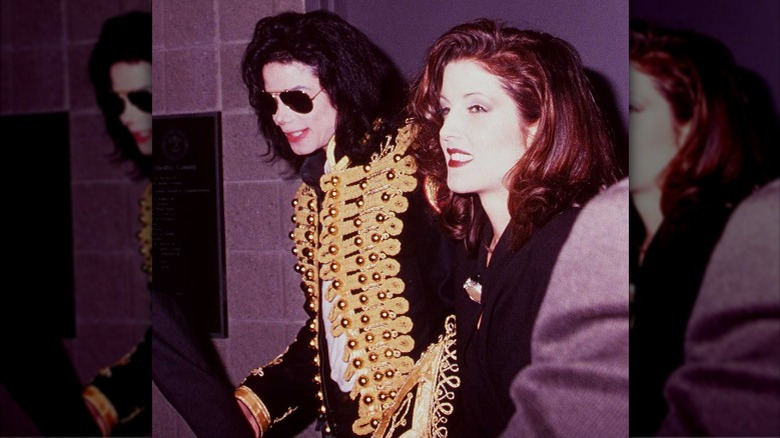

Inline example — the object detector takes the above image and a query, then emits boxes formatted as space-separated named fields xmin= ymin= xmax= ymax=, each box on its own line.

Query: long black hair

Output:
xmin=88 ymin=11 xmax=152 ymax=179
xmin=242 ymin=11 xmax=407 ymax=167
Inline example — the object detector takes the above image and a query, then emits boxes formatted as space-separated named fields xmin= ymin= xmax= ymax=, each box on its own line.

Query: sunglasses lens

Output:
xmin=128 ymin=91 xmax=152 ymax=113
xmin=281 ymin=91 xmax=314 ymax=114
xmin=101 ymin=93 xmax=125 ymax=116
xmin=258 ymin=92 xmax=278 ymax=115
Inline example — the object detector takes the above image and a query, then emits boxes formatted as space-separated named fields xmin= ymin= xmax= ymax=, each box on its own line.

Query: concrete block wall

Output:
xmin=0 ymin=0 xmax=152 ymax=436
xmin=151 ymin=0 xmax=318 ymax=436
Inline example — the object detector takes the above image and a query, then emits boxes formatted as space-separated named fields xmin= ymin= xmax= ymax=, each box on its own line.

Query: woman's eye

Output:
xmin=629 ymin=104 xmax=642 ymax=113
xmin=468 ymin=105 xmax=487 ymax=113
xmin=438 ymin=107 xmax=450 ymax=117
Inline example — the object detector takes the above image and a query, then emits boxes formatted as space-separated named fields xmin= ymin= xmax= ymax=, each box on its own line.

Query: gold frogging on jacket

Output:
xmin=290 ymin=125 xmax=420 ymax=435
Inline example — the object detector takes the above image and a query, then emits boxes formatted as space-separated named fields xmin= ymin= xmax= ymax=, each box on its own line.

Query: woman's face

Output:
xmin=262 ymin=61 xmax=338 ymax=156
xmin=438 ymin=59 xmax=528 ymax=199
xmin=110 ymin=61 xmax=152 ymax=156
xmin=629 ymin=64 xmax=687 ymax=194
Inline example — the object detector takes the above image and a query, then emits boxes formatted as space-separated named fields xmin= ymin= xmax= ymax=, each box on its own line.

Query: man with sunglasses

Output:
xmin=79 ymin=11 xmax=153 ymax=436
xmin=234 ymin=11 xmax=456 ymax=438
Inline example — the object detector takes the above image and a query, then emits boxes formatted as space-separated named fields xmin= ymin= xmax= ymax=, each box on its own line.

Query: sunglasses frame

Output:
xmin=259 ymin=88 xmax=324 ymax=115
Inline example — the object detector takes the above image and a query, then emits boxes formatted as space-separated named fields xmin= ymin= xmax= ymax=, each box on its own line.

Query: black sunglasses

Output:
xmin=101 ymin=90 xmax=152 ymax=115
xmin=258 ymin=89 xmax=324 ymax=115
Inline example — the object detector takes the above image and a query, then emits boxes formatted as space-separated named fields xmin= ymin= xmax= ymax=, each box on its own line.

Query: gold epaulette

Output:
xmin=289 ymin=124 xmax=421 ymax=435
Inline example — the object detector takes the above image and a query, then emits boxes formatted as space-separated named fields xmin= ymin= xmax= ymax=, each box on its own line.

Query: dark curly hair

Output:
xmin=409 ymin=19 xmax=620 ymax=255
xmin=88 ymin=11 xmax=152 ymax=179
xmin=630 ymin=20 xmax=773 ymax=218
xmin=241 ymin=11 xmax=407 ymax=168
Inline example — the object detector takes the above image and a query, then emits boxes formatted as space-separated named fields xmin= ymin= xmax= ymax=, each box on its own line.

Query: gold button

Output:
xmin=328 ymin=244 xmax=338 ymax=254
xmin=360 ymin=181 xmax=368 ymax=190
xmin=393 ymin=154 xmax=402 ymax=162
xmin=357 ymin=198 xmax=365 ymax=208
xmin=354 ymin=218 xmax=362 ymax=227
xmin=387 ymin=171 xmax=395 ymax=180
xmin=381 ymin=193 xmax=390 ymax=201
xmin=360 ymin=315 xmax=370 ymax=324
xmin=328 ymin=207 xmax=338 ymax=216
xmin=341 ymin=318 xmax=350 ymax=327
xmin=368 ymin=353 xmax=378 ymax=361
xmin=319 ymin=405 xmax=327 ymax=414
xmin=374 ymin=372 xmax=383 ymax=381
xmin=382 ymin=331 xmax=392 ymax=339
xmin=337 ymin=300 xmax=346 ymax=309
xmin=358 ymin=274 xmax=367 ymax=283
xmin=355 ymin=237 xmax=363 ymax=246
xmin=372 ymin=273 xmax=381 ymax=281
xmin=290 ymin=214 xmax=297 ymax=223
xmin=333 ymin=280 xmax=341 ymax=289
xmin=305 ymin=231 xmax=315 ymax=242
xmin=356 ymin=256 xmax=365 ymax=265
xmin=385 ymin=370 xmax=395 ymax=378
xmin=363 ymin=164 xmax=371 ymax=172
xmin=292 ymin=199 xmax=299 ymax=207
xmin=358 ymin=377 xmax=368 ymax=385
xmin=331 ymin=175 xmax=340 ymax=185
xmin=369 ymin=253 xmax=379 ymax=262
xmin=330 ymin=189 xmax=339 ymax=198
xmin=376 ymin=213 xmax=385 ymax=222
xmin=364 ymin=395 xmax=373 ymax=404
xmin=306 ymin=214 xmax=315 ymax=224
xmin=365 ymin=333 xmax=374 ymax=342
xmin=378 ymin=392 xmax=387 ymax=401
xmin=291 ymin=247 xmax=298 ymax=255
xmin=288 ymin=231 xmax=295 ymax=240
xmin=371 ymin=419 xmax=380 ymax=428
xmin=347 ymin=339 xmax=357 ymax=348
xmin=307 ymin=199 xmax=316 ymax=210
xmin=359 ymin=295 xmax=368 ymax=303
xmin=380 ymin=310 xmax=389 ymax=319
xmin=330 ymin=262 xmax=339 ymax=272
xmin=371 ymin=233 xmax=381 ymax=242
xmin=385 ymin=349 xmax=393 ymax=357
xmin=378 ymin=292 xmax=386 ymax=300
xmin=328 ymin=225 xmax=338 ymax=234
xmin=353 ymin=359 xmax=363 ymax=368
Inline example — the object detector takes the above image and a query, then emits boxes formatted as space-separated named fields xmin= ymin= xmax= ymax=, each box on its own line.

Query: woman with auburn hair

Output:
xmin=409 ymin=19 xmax=620 ymax=436
xmin=628 ymin=20 xmax=776 ymax=436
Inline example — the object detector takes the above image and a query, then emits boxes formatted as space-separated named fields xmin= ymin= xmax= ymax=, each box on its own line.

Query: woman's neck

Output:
xmin=632 ymin=187 xmax=664 ymax=262
xmin=479 ymin=190 xmax=511 ymax=266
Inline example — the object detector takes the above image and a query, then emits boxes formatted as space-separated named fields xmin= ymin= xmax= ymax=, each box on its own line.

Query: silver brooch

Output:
xmin=463 ymin=275 xmax=482 ymax=304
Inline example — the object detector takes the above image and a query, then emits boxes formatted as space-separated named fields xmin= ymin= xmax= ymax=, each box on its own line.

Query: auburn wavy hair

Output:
xmin=242 ymin=11 xmax=407 ymax=168
xmin=630 ymin=20 xmax=772 ymax=218
xmin=410 ymin=19 xmax=619 ymax=254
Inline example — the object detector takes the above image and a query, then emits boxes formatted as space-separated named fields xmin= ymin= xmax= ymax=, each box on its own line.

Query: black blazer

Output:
xmin=450 ymin=207 xmax=580 ymax=438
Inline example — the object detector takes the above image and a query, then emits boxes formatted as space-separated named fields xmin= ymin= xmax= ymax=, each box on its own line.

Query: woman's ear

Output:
xmin=523 ymin=121 xmax=539 ymax=149
xmin=677 ymin=121 xmax=692 ymax=147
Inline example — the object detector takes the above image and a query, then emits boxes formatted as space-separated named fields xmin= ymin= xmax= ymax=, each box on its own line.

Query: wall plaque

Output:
xmin=153 ymin=112 xmax=227 ymax=337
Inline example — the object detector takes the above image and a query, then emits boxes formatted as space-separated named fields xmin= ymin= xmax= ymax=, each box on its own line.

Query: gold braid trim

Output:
xmin=289 ymin=184 xmax=327 ymax=421
xmin=309 ymin=125 xmax=419 ymax=435
xmin=374 ymin=315 xmax=460 ymax=438
xmin=137 ymin=183 xmax=152 ymax=282
xmin=235 ymin=386 xmax=271 ymax=436
xmin=83 ymin=384 xmax=118 ymax=435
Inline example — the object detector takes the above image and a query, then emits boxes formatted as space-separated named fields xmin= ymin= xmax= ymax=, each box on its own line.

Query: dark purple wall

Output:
xmin=340 ymin=0 xmax=629 ymax=126
xmin=631 ymin=0 xmax=780 ymax=112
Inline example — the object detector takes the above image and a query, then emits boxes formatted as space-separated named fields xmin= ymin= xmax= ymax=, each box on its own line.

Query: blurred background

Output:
xmin=1 ymin=0 xmax=151 ymax=436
